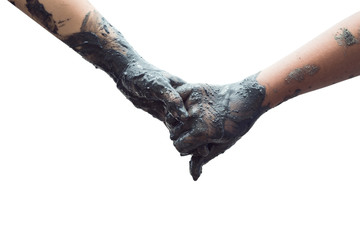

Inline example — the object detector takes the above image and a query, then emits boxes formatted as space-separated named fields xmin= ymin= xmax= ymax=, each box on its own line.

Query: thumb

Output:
xmin=189 ymin=141 xmax=238 ymax=180
xmin=189 ymin=155 xmax=205 ymax=181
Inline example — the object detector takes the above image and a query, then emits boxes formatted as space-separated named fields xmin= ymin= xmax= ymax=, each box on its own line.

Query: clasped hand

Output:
xmin=124 ymin=62 xmax=267 ymax=180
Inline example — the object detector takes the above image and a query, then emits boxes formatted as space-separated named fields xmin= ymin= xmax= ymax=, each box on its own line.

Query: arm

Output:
xmin=173 ymin=12 xmax=360 ymax=180
xmin=9 ymin=0 xmax=188 ymax=123
xmin=258 ymin=12 xmax=360 ymax=108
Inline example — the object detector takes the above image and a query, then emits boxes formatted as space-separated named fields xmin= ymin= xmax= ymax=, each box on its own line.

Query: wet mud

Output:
xmin=25 ymin=0 xmax=58 ymax=35
xmin=174 ymin=73 xmax=268 ymax=180
xmin=335 ymin=28 xmax=358 ymax=47
xmin=64 ymin=10 xmax=137 ymax=76
xmin=285 ymin=64 xmax=319 ymax=84
xmin=63 ymin=10 xmax=188 ymax=122
xmin=22 ymin=3 xmax=186 ymax=122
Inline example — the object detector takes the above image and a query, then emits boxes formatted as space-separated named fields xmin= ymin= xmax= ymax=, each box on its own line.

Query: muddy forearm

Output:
xmin=9 ymin=0 xmax=94 ymax=37
xmin=9 ymin=0 xmax=144 ymax=87
xmin=62 ymin=10 xmax=142 ymax=82
xmin=256 ymin=12 xmax=360 ymax=108
xmin=9 ymin=0 xmax=189 ymax=123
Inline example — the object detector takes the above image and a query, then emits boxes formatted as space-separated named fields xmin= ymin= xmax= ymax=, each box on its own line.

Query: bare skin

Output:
xmin=9 ymin=0 xmax=188 ymax=124
xmin=175 ymin=12 xmax=360 ymax=180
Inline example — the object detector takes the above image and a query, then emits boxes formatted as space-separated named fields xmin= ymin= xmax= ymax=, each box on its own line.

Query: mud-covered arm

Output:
xmin=8 ymin=0 xmax=188 ymax=123
xmin=174 ymin=12 xmax=360 ymax=180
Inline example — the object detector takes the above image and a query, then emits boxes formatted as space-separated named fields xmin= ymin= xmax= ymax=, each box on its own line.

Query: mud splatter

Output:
xmin=334 ymin=28 xmax=358 ymax=47
xmin=26 ymin=0 xmax=58 ymax=34
xmin=80 ymin=12 xmax=91 ymax=32
xmin=285 ymin=64 xmax=320 ymax=84
xmin=57 ymin=18 xmax=71 ymax=28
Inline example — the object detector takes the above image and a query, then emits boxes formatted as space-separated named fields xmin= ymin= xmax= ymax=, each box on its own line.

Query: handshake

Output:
xmin=119 ymin=60 xmax=269 ymax=180
xmin=60 ymin=9 xmax=271 ymax=181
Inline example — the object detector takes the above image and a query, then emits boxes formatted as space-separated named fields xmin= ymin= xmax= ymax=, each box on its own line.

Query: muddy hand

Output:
xmin=172 ymin=73 xmax=268 ymax=180
xmin=119 ymin=61 xmax=189 ymax=123
xmin=61 ymin=9 xmax=188 ymax=124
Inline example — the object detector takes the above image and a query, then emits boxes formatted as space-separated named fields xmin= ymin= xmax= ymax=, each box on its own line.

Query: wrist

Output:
xmin=231 ymin=73 xmax=268 ymax=116
xmin=63 ymin=10 xmax=142 ymax=80
xmin=223 ymin=73 xmax=269 ymax=136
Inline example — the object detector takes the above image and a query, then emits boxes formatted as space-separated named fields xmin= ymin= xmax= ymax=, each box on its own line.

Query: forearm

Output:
xmin=257 ymin=12 xmax=360 ymax=108
xmin=9 ymin=0 xmax=94 ymax=37
xmin=9 ymin=0 xmax=189 ymax=123
xmin=9 ymin=0 xmax=143 ymax=88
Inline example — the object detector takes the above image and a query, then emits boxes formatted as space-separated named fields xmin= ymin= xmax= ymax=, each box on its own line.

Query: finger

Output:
xmin=165 ymin=112 xmax=188 ymax=141
xmin=168 ymin=105 xmax=200 ymax=140
xmin=162 ymin=89 xmax=189 ymax=122
xmin=141 ymin=74 xmax=189 ymax=122
xmin=161 ymin=72 xmax=187 ymax=87
xmin=189 ymin=144 xmax=230 ymax=181
xmin=173 ymin=129 xmax=206 ymax=155
xmin=189 ymin=155 xmax=205 ymax=181
xmin=176 ymin=84 xmax=193 ymax=104
xmin=169 ymin=121 xmax=188 ymax=141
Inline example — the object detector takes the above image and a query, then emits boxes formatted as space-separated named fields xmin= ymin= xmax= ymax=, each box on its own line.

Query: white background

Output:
xmin=1 ymin=0 xmax=360 ymax=239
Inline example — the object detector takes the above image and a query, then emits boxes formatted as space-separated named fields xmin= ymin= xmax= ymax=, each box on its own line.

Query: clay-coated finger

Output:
xmin=162 ymin=90 xmax=189 ymax=122
xmin=169 ymin=103 xmax=202 ymax=141
xmin=189 ymin=155 xmax=205 ymax=181
xmin=176 ymin=84 xmax=193 ymax=104
xmin=173 ymin=129 xmax=205 ymax=155
xmin=169 ymin=121 xmax=187 ymax=140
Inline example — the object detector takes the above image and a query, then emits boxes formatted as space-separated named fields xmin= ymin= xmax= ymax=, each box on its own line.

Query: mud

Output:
xmin=174 ymin=73 xmax=268 ymax=180
xmin=64 ymin=10 xmax=188 ymax=122
xmin=57 ymin=18 xmax=71 ymax=28
xmin=285 ymin=64 xmax=320 ymax=84
xmin=25 ymin=0 xmax=58 ymax=35
xmin=335 ymin=28 xmax=358 ymax=47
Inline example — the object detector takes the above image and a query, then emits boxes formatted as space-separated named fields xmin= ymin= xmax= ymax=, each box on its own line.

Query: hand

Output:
xmin=62 ymin=9 xmax=189 ymax=125
xmin=118 ymin=60 xmax=189 ymax=124
xmin=172 ymin=74 xmax=268 ymax=180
